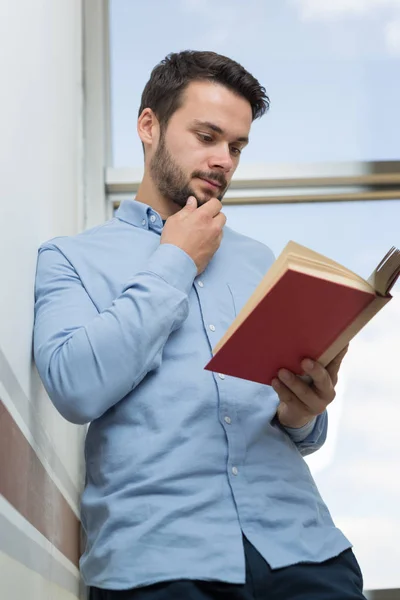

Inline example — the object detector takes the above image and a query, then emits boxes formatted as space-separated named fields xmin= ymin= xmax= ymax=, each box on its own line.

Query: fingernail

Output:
xmin=279 ymin=369 xmax=291 ymax=382
xmin=302 ymin=359 xmax=314 ymax=371
xmin=187 ymin=196 xmax=195 ymax=206
xmin=271 ymin=378 xmax=280 ymax=389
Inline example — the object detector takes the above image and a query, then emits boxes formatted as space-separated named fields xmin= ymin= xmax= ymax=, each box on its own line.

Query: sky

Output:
xmin=110 ymin=0 xmax=400 ymax=167
xmin=109 ymin=0 xmax=400 ymax=591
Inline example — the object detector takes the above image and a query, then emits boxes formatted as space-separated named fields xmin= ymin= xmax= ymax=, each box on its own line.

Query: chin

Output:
xmin=194 ymin=188 xmax=219 ymax=205
xmin=196 ymin=195 xmax=212 ymax=206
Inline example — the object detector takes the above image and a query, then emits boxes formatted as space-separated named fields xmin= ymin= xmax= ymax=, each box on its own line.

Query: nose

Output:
xmin=208 ymin=143 xmax=234 ymax=174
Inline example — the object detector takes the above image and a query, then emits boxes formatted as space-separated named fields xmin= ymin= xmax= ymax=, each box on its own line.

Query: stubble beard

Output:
xmin=150 ymin=132 xmax=227 ymax=209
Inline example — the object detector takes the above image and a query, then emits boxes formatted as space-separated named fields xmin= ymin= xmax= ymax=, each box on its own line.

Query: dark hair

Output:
xmin=139 ymin=50 xmax=270 ymax=128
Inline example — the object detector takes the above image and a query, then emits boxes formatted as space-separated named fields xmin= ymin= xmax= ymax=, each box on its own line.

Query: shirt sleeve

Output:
xmin=33 ymin=242 xmax=197 ymax=425
xmin=283 ymin=411 xmax=328 ymax=456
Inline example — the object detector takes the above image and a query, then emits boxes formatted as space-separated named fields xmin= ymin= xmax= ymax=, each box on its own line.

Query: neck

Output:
xmin=135 ymin=171 xmax=180 ymax=220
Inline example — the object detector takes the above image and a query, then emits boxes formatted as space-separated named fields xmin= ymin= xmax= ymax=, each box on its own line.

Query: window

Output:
xmin=109 ymin=0 xmax=400 ymax=167
xmin=103 ymin=0 xmax=400 ymax=591
xmin=225 ymin=198 xmax=400 ymax=591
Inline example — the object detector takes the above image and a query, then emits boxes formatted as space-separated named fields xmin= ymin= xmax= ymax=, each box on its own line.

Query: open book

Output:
xmin=205 ymin=242 xmax=400 ymax=385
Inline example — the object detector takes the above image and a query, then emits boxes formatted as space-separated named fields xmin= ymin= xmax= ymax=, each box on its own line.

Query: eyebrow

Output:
xmin=192 ymin=119 xmax=249 ymax=144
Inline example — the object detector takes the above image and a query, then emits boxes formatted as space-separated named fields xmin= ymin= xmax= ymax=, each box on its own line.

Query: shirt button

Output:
xmin=232 ymin=466 xmax=238 ymax=476
xmin=218 ymin=373 xmax=225 ymax=380
xmin=141 ymin=219 xmax=146 ymax=226
xmin=209 ymin=324 xmax=216 ymax=332
xmin=224 ymin=416 xmax=231 ymax=424
xmin=150 ymin=215 xmax=156 ymax=223
xmin=198 ymin=280 xmax=204 ymax=288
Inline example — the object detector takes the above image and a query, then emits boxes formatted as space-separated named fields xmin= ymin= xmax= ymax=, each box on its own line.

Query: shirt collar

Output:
xmin=115 ymin=199 xmax=164 ymax=234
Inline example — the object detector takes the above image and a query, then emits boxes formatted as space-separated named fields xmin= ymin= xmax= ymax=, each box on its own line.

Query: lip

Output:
xmin=199 ymin=178 xmax=221 ymax=190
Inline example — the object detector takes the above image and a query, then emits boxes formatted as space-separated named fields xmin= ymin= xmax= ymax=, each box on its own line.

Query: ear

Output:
xmin=137 ymin=108 xmax=160 ymax=151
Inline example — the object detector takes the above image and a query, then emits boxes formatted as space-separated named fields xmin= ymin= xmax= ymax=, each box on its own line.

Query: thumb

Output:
xmin=185 ymin=196 xmax=197 ymax=210
xmin=326 ymin=344 xmax=349 ymax=386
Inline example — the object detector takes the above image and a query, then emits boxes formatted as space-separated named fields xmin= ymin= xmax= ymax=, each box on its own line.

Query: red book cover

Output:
xmin=205 ymin=269 xmax=375 ymax=385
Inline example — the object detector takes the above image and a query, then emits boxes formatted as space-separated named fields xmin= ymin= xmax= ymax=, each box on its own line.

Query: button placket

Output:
xmin=197 ymin=284 xmax=242 ymax=479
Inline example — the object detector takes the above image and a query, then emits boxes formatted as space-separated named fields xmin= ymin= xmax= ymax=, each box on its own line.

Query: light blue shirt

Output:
xmin=33 ymin=199 xmax=351 ymax=590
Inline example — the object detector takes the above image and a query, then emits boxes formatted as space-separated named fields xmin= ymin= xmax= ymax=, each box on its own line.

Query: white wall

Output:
xmin=0 ymin=1 xmax=86 ymax=598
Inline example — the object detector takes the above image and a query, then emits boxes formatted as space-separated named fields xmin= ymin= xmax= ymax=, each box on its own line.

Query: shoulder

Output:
xmin=38 ymin=218 xmax=120 ymax=256
xmin=223 ymin=225 xmax=275 ymax=269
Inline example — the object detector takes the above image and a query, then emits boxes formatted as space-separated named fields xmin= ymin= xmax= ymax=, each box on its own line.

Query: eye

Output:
xmin=230 ymin=146 xmax=242 ymax=157
xmin=197 ymin=133 xmax=213 ymax=143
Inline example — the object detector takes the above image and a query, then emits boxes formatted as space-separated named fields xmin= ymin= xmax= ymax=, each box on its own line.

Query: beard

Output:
xmin=150 ymin=132 xmax=228 ymax=209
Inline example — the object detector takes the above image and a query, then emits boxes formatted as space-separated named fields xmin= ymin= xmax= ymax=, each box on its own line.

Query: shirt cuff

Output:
xmin=144 ymin=243 xmax=197 ymax=296
xmin=283 ymin=417 xmax=317 ymax=443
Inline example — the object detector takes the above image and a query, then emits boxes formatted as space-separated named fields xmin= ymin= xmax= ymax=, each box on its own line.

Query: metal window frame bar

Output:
xmin=106 ymin=161 xmax=400 ymax=209
xmin=365 ymin=591 xmax=400 ymax=599
xmin=82 ymin=0 xmax=111 ymax=229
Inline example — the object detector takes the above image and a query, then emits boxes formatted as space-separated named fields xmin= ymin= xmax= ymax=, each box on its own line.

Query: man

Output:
xmin=34 ymin=51 xmax=365 ymax=599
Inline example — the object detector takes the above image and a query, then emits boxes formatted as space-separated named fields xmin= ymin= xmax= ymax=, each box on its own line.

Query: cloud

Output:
xmin=292 ymin=0 xmax=400 ymax=20
xmin=335 ymin=515 xmax=400 ymax=590
xmin=338 ymin=460 xmax=400 ymax=496
xmin=292 ymin=0 xmax=400 ymax=56
xmin=385 ymin=18 xmax=400 ymax=55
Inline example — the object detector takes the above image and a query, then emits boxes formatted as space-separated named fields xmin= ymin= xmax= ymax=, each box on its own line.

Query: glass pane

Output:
xmin=223 ymin=198 xmax=400 ymax=591
xmin=110 ymin=0 xmax=400 ymax=167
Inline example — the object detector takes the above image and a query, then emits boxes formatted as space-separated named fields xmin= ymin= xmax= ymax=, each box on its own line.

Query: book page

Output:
xmin=367 ymin=246 xmax=400 ymax=296
xmin=284 ymin=241 xmax=373 ymax=287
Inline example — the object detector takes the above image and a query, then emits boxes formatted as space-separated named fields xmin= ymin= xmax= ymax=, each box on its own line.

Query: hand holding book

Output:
xmin=272 ymin=345 xmax=348 ymax=430
xmin=205 ymin=242 xmax=400 ymax=386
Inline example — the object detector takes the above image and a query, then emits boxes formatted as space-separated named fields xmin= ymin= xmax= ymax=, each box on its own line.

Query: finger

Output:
xmin=325 ymin=344 xmax=349 ymax=386
xmin=198 ymin=197 xmax=222 ymax=217
xmin=328 ymin=344 xmax=349 ymax=369
xmin=272 ymin=379 xmax=316 ymax=421
xmin=301 ymin=359 xmax=335 ymax=400
xmin=214 ymin=211 xmax=227 ymax=228
xmin=183 ymin=196 xmax=198 ymax=211
xmin=276 ymin=368 xmax=331 ymax=413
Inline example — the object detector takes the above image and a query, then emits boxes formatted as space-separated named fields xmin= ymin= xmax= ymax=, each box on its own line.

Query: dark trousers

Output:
xmin=89 ymin=535 xmax=366 ymax=600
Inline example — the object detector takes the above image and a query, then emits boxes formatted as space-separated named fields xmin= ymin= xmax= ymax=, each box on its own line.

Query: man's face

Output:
xmin=149 ymin=81 xmax=252 ymax=208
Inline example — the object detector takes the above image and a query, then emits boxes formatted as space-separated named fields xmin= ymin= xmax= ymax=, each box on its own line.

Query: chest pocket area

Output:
xmin=227 ymin=281 xmax=258 ymax=318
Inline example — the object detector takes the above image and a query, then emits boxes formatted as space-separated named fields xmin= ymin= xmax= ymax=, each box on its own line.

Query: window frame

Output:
xmin=106 ymin=160 xmax=400 ymax=213
xmin=83 ymin=0 xmax=400 ymax=225
xmin=81 ymin=2 xmax=400 ymax=595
